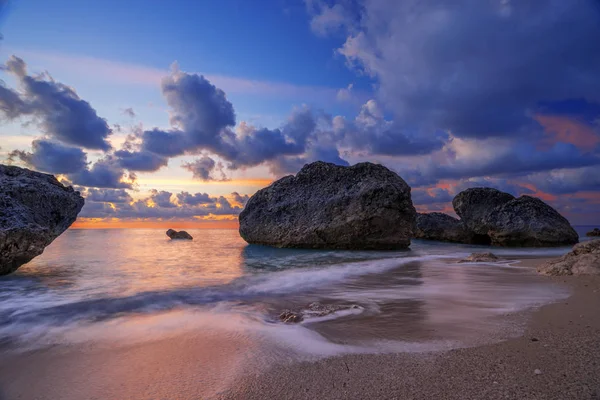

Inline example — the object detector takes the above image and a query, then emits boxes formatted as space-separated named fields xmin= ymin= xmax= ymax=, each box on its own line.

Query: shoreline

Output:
xmin=0 ymin=257 xmax=598 ymax=399
xmin=220 ymin=267 xmax=600 ymax=400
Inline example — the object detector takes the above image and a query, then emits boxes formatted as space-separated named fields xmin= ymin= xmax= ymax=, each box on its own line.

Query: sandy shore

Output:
xmin=1 ymin=258 xmax=598 ymax=400
xmin=221 ymin=261 xmax=600 ymax=400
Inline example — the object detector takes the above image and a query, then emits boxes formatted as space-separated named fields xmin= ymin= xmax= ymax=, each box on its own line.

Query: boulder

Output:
xmin=459 ymin=252 xmax=499 ymax=263
xmin=415 ymin=212 xmax=479 ymax=244
xmin=166 ymin=229 xmax=193 ymax=240
xmin=482 ymin=196 xmax=578 ymax=247
xmin=452 ymin=188 xmax=578 ymax=247
xmin=537 ymin=240 xmax=600 ymax=276
xmin=586 ymin=228 xmax=600 ymax=237
xmin=0 ymin=165 xmax=84 ymax=276
xmin=452 ymin=188 xmax=515 ymax=235
xmin=239 ymin=161 xmax=417 ymax=250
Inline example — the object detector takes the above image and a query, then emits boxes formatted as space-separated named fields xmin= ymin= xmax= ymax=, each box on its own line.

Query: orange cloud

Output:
xmin=72 ymin=218 xmax=239 ymax=229
xmin=535 ymin=114 xmax=600 ymax=150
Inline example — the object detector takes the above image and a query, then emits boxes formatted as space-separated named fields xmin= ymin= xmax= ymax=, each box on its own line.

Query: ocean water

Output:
xmin=0 ymin=228 xmax=582 ymax=360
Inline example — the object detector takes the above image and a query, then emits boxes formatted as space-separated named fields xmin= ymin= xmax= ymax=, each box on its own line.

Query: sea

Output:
xmin=0 ymin=227 xmax=594 ymax=359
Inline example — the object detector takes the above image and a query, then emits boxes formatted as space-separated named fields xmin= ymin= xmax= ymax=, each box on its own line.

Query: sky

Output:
xmin=0 ymin=0 xmax=599 ymax=228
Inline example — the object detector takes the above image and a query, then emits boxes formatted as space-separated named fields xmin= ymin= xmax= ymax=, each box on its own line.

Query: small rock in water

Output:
xmin=279 ymin=310 xmax=303 ymax=324
xmin=459 ymin=252 xmax=499 ymax=263
xmin=530 ymin=337 xmax=539 ymax=342
xmin=534 ymin=369 xmax=542 ymax=375
xmin=166 ymin=229 xmax=193 ymax=240
xmin=586 ymin=228 xmax=600 ymax=237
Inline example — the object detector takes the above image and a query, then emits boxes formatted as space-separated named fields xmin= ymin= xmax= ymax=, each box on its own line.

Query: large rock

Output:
xmin=0 ymin=165 xmax=84 ymax=275
xmin=452 ymin=188 xmax=515 ymax=235
xmin=482 ymin=196 xmax=579 ymax=247
xmin=452 ymin=188 xmax=578 ymax=247
xmin=239 ymin=161 xmax=417 ymax=250
xmin=537 ymin=240 xmax=600 ymax=276
xmin=415 ymin=212 xmax=478 ymax=244
xmin=459 ymin=252 xmax=499 ymax=263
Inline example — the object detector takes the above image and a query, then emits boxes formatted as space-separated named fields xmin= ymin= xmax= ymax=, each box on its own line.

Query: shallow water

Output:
xmin=0 ymin=228 xmax=577 ymax=358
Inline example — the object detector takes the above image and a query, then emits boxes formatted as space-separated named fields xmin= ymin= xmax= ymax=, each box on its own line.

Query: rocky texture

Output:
xmin=453 ymin=188 xmax=515 ymax=235
xmin=278 ymin=302 xmax=361 ymax=324
xmin=0 ymin=165 xmax=84 ymax=276
xmin=482 ymin=196 xmax=579 ymax=247
xmin=166 ymin=229 xmax=193 ymax=240
xmin=459 ymin=252 xmax=499 ymax=263
xmin=452 ymin=188 xmax=578 ymax=247
xmin=586 ymin=228 xmax=600 ymax=237
xmin=537 ymin=240 xmax=600 ymax=276
xmin=415 ymin=212 xmax=478 ymax=244
xmin=239 ymin=161 xmax=417 ymax=250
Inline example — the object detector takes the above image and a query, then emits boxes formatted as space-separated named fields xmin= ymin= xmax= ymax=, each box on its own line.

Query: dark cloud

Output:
xmin=176 ymin=191 xmax=215 ymax=206
xmin=85 ymin=188 xmax=133 ymax=203
xmin=526 ymin=166 xmax=600 ymax=195
xmin=69 ymin=157 xmax=132 ymax=188
xmin=7 ymin=139 xmax=88 ymax=174
xmin=114 ymin=149 xmax=168 ymax=172
xmin=181 ymin=155 xmax=228 ymax=181
xmin=231 ymin=192 xmax=249 ymax=207
xmin=149 ymin=189 xmax=176 ymax=208
xmin=3 ymin=56 xmax=113 ymax=150
xmin=331 ymin=0 xmax=600 ymax=139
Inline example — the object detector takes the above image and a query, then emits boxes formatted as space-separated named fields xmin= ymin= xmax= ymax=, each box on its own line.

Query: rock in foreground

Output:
xmin=459 ymin=252 xmax=500 ymax=263
xmin=0 ymin=165 xmax=84 ymax=276
xmin=166 ymin=229 xmax=193 ymax=240
xmin=452 ymin=188 xmax=578 ymax=247
xmin=239 ymin=161 xmax=417 ymax=250
xmin=537 ymin=240 xmax=600 ymax=276
xmin=587 ymin=228 xmax=600 ymax=237
xmin=415 ymin=212 xmax=479 ymax=244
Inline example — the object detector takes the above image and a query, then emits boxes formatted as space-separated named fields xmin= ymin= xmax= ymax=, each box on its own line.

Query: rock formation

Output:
xmin=415 ymin=212 xmax=478 ymax=243
xmin=166 ymin=229 xmax=193 ymax=240
xmin=586 ymin=228 xmax=600 ymax=237
xmin=451 ymin=188 xmax=578 ymax=247
xmin=239 ymin=161 xmax=417 ymax=250
xmin=453 ymin=188 xmax=515 ymax=236
xmin=482 ymin=195 xmax=579 ymax=247
xmin=0 ymin=165 xmax=84 ymax=276
xmin=537 ymin=240 xmax=600 ymax=276
xmin=459 ymin=252 xmax=499 ymax=263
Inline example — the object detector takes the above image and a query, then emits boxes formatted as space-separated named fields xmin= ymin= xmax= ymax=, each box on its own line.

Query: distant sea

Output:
xmin=0 ymin=227 xmax=593 ymax=358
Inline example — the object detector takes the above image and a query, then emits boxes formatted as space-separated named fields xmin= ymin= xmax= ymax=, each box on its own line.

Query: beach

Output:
xmin=1 ymin=255 xmax=598 ymax=400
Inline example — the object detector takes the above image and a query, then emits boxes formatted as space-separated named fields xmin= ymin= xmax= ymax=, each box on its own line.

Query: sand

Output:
xmin=1 ymin=258 xmax=599 ymax=400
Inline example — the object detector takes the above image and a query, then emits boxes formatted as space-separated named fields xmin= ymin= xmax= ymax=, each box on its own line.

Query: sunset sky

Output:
xmin=1 ymin=0 xmax=599 ymax=228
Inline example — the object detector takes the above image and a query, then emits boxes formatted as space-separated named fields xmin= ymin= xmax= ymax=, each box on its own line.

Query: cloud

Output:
xmin=69 ymin=156 xmax=132 ymax=188
xmin=7 ymin=139 xmax=88 ymax=174
xmin=182 ymin=155 xmax=228 ymax=181
xmin=332 ymin=0 xmax=600 ymax=139
xmin=84 ymin=188 xmax=133 ymax=203
xmin=122 ymin=107 xmax=136 ymax=118
xmin=1 ymin=56 xmax=113 ymax=150
xmin=79 ymin=189 xmax=244 ymax=220
xmin=114 ymin=148 xmax=168 ymax=172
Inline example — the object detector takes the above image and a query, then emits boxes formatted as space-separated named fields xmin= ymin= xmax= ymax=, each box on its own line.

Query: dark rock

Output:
xmin=0 ymin=165 xmax=84 ymax=276
xmin=239 ymin=161 xmax=417 ymax=250
xmin=452 ymin=188 xmax=515 ymax=235
xmin=586 ymin=228 xmax=600 ymax=237
xmin=459 ymin=252 xmax=499 ymax=263
xmin=415 ymin=212 xmax=478 ymax=244
xmin=452 ymin=188 xmax=578 ymax=247
xmin=483 ymin=196 xmax=579 ymax=247
xmin=166 ymin=229 xmax=193 ymax=240
xmin=279 ymin=310 xmax=303 ymax=324
xmin=537 ymin=240 xmax=600 ymax=276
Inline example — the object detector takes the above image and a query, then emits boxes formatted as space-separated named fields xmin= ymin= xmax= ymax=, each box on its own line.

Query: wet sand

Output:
xmin=1 ymin=258 xmax=599 ymax=399
xmin=222 ymin=260 xmax=600 ymax=400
